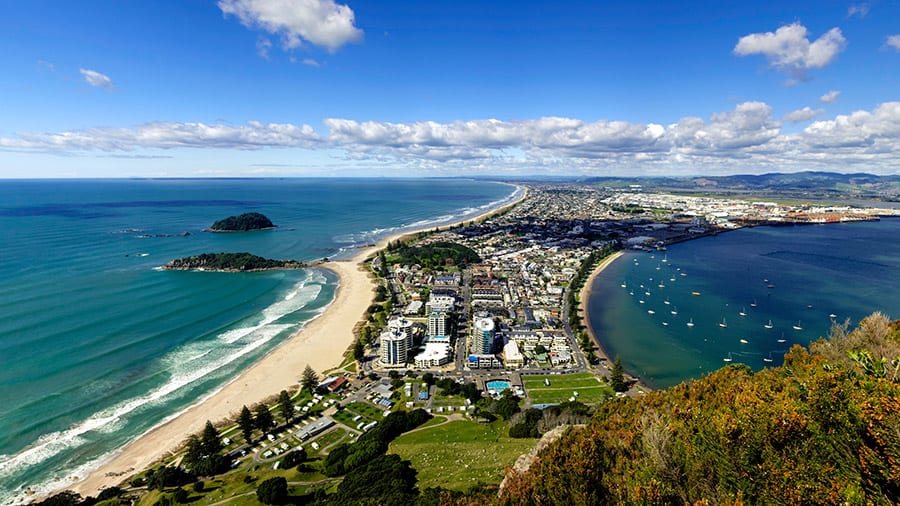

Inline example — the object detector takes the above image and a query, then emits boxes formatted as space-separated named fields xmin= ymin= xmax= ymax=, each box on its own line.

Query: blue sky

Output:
xmin=1 ymin=0 xmax=899 ymax=177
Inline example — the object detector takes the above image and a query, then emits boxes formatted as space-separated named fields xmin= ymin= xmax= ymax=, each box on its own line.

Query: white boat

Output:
xmin=639 ymin=300 xmax=645 ymax=304
xmin=620 ymin=283 xmax=627 ymax=288
xmin=658 ymin=283 xmax=665 ymax=288
xmin=663 ymin=298 xmax=671 ymax=305
xmin=750 ymin=299 xmax=758 ymax=308
xmin=680 ymin=272 xmax=687 ymax=277
xmin=670 ymin=306 xmax=678 ymax=315
xmin=739 ymin=307 xmax=747 ymax=317
xmin=662 ymin=254 xmax=668 ymax=263
xmin=686 ymin=318 xmax=695 ymax=327
xmin=792 ymin=321 xmax=803 ymax=331
xmin=829 ymin=313 xmax=837 ymax=319
xmin=645 ymin=291 xmax=651 ymax=296
xmin=764 ymin=319 xmax=774 ymax=329
xmin=763 ymin=357 xmax=773 ymax=363
xmin=718 ymin=318 xmax=727 ymax=328
xmin=723 ymin=353 xmax=733 ymax=363
xmin=629 ymin=291 xmax=635 ymax=296
xmin=647 ymin=309 xmax=655 ymax=314
xmin=662 ymin=322 xmax=668 ymax=326
xmin=739 ymin=339 xmax=748 ymax=344
xmin=669 ymin=277 xmax=676 ymax=282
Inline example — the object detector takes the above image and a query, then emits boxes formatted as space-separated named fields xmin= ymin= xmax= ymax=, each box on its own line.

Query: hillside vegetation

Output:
xmin=162 ymin=252 xmax=304 ymax=271
xmin=208 ymin=212 xmax=275 ymax=232
xmin=387 ymin=241 xmax=481 ymax=270
xmin=493 ymin=313 xmax=900 ymax=505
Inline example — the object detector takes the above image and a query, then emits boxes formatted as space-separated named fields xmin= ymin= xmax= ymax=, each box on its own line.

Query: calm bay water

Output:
xmin=588 ymin=218 xmax=900 ymax=389
xmin=0 ymin=178 xmax=518 ymax=503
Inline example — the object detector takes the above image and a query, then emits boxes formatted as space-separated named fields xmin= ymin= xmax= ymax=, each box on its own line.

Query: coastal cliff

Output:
xmin=162 ymin=252 xmax=304 ymax=272
xmin=207 ymin=212 xmax=275 ymax=232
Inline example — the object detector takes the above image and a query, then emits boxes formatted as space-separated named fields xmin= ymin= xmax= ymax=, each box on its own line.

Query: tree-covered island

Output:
xmin=207 ymin=212 xmax=275 ymax=232
xmin=162 ymin=252 xmax=305 ymax=272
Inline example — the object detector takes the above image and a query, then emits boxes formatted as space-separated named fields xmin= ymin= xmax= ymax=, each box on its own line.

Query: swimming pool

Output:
xmin=486 ymin=379 xmax=511 ymax=394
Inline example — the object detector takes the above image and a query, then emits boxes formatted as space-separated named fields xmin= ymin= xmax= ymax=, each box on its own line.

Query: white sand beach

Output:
xmin=71 ymin=186 xmax=526 ymax=497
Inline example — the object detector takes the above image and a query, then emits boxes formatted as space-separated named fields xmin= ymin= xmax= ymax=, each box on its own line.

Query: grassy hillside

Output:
xmin=494 ymin=313 xmax=900 ymax=505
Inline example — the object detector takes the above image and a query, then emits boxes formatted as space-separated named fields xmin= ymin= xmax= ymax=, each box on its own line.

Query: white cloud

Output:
xmin=803 ymin=102 xmax=900 ymax=148
xmin=0 ymin=121 xmax=321 ymax=151
xmin=820 ymin=90 xmax=841 ymax=103
xmin=783 ymin=106 xmax=825 ymax=122
xmin=256 ymin=37 xmax=273 ymax=59
xmin=847 ymin=3 xmax=869 ymax=18
xmin=302 ymin=58 xmax=320 ymax=67
xmin=79 ymin=69 xmax=113 ymax=90
xmin=219 ymin=0 xmax=362 ymax=53
xmin=887 ymin=35 xmax=900 ymax=51
xmin=734 ymin=23 xmax=846 ymax=82
xmin=3 ymin=103 xmax=900 ymax=175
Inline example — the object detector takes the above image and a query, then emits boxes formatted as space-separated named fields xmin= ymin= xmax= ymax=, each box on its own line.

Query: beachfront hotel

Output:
xmin=471 ymin=316 xmax=496 ymax=355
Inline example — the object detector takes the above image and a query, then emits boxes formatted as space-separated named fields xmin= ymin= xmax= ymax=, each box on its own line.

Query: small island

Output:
xmin=162 ymin=252 xmax=305 ymax=272
xmin=208 ymin=212 xmax=275 ymax=232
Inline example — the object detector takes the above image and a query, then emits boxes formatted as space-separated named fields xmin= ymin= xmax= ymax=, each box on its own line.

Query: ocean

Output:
xmin=0 ymin=178 xmax=519 ymax=503
xmin=587 ymin=218 xmax=900 ymax=389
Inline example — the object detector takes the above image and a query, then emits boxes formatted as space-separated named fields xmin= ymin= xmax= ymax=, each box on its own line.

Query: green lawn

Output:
xmin=388 ymin=420 xmax=536 ymax=491
xmin=522 ymin=373 xmax=613 ymax=404
xmin=345 ymin=401 xmax=383 ymax=419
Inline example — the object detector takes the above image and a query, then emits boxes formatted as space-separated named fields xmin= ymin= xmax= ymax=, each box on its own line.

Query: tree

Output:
xmin=534 ymin=344 xmax=548 ymax=355
xmin=256 ymin=477 xmax=288 ymax=505
xmin=238 ymin=405 xmax=254 ymax=443
xmin=353 ymin=338 xmax=365 ymax=361
xmin=611 ymin=356 xmax=627 ymax=393
xmin=278 ymin=390 xmax=294 ymax=423
xmin=201 ymin=420 xmax=222 ymax=456
xmin=37 ymin=491 xmax=83 ymax=506
xmin=255 ymin=404 xmax=275 ymax=432
xmin=172 ymin=488 xmax=189 ymax=504
xmin=422 ymin=372 xmax=435 ymax=386
xmin=301 ymin=365 xmax=319 ymax=393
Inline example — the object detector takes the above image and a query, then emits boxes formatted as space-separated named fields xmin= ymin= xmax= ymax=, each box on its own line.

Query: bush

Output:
xmin=256 ymin=477 xmax=288 ymax=505
xmin=191 ymin=481 xmax=204 ymax=493
xmin=172 ymin=488 xmax=188 ymax=504
xmin=97 ymin=487 xmax=124 ymax=501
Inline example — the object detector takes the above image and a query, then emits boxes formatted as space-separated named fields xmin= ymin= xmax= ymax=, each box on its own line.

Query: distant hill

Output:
xmin=487 ymin=171 xmax=900 ymax=201
xmin=493 ymin=313 xmax=900 ymax=505
xmin=580 ymin=171 xmax=900 ymax=200
xmin=208 ymin=212 xmax=275 ymax=232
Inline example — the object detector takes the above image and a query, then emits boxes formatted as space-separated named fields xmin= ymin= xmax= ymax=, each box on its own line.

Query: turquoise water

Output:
xmin=587 ymin=219 xmax=900 ymax=389
xmin=0 ymin=178 xmax=518 ymax=502
xmin=485 ymin=380 xmax=511 ymax=393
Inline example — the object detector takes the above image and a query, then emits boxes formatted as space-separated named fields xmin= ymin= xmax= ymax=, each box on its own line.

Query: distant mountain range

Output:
xmin=491 ymin=171 xmax=900 ymax=201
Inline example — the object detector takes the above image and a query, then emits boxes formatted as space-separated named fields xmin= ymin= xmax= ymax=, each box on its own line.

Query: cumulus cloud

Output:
xmin=219 ymin=0 xmax=362 ymax=53
xmin=79 ymin=69 xmax=113 ymax=90
xmin=302 ymin=58 xmax=320 ymax=67
xmin=887 ymin=35 xmax=900 ymax=51
xmin=0 ymin=121 xmax=320 ymax=151
xmin=734 ymin=23 xmax=846 ymax=82
xmin=820 ymin=90 xmax=841 ymax=103
xmin=2 ymin=103 xmax=900 ymax=174
xmin=783 ymin=106 xmax=825 ymax=122
xmin=847 ymin=3 xmax=869 ymax=18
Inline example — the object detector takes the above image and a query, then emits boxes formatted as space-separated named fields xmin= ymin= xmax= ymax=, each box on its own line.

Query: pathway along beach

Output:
xmin=69 ymin=188 xmax=527 ymax=498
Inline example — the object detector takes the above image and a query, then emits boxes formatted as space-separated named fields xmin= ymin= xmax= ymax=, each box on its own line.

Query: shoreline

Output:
xmin=578 ymin=250 xmax=652 ymax=391
xmin=69 ymin=184 xmax=527 ymax=498
xmin=578 ymin=251 xmax=624 ymax=368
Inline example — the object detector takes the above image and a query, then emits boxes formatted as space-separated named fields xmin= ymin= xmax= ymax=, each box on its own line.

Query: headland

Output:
xmin=70 ymin=185 xmax=527 ymax=498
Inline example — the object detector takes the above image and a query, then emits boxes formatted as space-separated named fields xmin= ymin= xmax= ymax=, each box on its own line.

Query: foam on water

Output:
xmin=0 ymin=273 xmax=326 ymax=505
